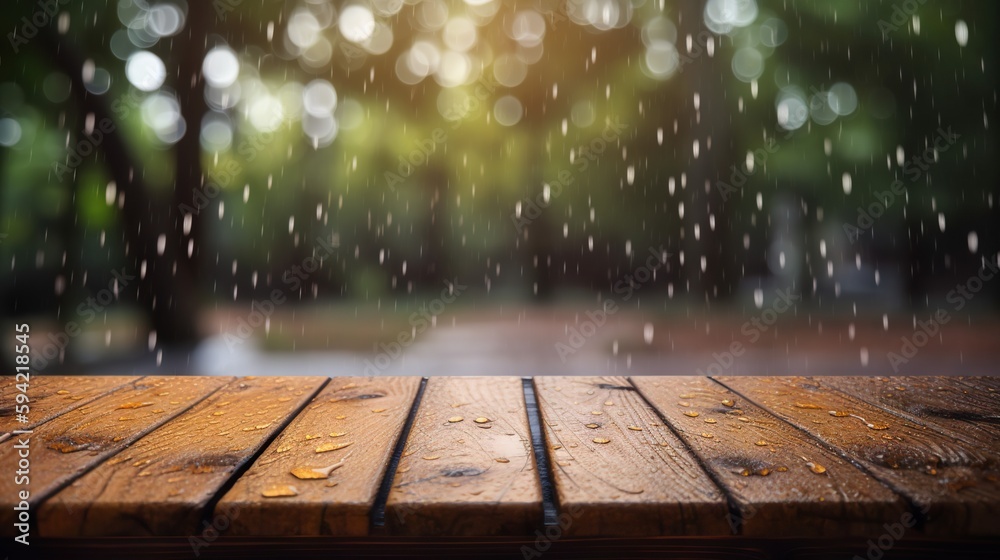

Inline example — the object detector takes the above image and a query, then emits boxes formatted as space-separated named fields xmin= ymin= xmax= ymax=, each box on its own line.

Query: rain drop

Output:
xmin=955 ymin=20 xmax=969 ymax=47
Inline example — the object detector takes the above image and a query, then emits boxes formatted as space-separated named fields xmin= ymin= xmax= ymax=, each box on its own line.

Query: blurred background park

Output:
xmin=0 ymin=0 xmax=996 ymax=377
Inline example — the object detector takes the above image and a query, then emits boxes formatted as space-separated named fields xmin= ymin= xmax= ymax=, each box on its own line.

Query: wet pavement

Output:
xmin=72 ymin=307 xmax=1000 ymax=377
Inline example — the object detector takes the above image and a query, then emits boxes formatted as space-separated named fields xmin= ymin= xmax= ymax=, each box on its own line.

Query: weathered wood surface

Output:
xmin=630 ymin=376 xmax=908 ymax=536
xmin=716 ymin=376 xmax=1000 ymax=536
xmin=953 ymin=375 xmax=1000 ymax=392
xmin=38 ymin=376 xmax=326 ymax=536
xmin=0 ymin=376 xmax=228 ymax=535
xmin=218 ymin=376 xmax=422 ymax=536
xmin=534 ymin=376 xmax=730 ymax=536
xmin=822 ymin=376 xmax=1000 ymax=446
xmin=10 ymin=375 xmax=1000 ymax=540
xmin=0 ymin=375 xmax=138 ymax=442
xmin=385 ymin=377 xmax=541 ymax=535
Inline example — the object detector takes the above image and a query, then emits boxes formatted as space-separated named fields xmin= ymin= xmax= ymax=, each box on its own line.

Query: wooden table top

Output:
xmin=2 ymin=375 xmax=998 ymax=551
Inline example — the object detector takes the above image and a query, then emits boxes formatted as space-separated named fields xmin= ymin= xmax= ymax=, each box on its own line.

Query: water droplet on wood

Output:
xmin=315 ymin=442 xmax=352 ymax=453
xmin=291 ymin=468 xmax=326 ymax=480
xmin=806 ymin=461 xmax=827 ymax=474
xmin=118 ymin=402 xmax=153 ymax=409
xmin=262 ymin=485 xmax=298 ymax=497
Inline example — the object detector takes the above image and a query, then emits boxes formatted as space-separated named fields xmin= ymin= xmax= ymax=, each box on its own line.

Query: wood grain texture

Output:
xmin=218 ymin=376 xmax=422 ymax=536
xmin=716 ymin=376 xmax=1000 ymax=536
xmin=0 ymin=376 xmax=228 ymax=535
xmin=0 ymin=375 xmax=138 ymax=442
xmin=955 ymin=376 xmax=1000 ymax=393
xmin=822 ymin=376 xmax=1000 ymax=447
xmin=630 ymin=376 xmax=907 ymax=536
xmin=38 ymin=376 xmax=327 ymax=537
xmin=385 ymin=377 xmax=540 ymax=535
xmin=534 ymin=376 xmax=729 ymax=536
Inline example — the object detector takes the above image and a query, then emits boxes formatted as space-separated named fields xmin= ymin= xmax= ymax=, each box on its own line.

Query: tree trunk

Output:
xmin=676 ymin=0 xmax=737 ymax=302
xmin=174 ymin=2 xmax=211 ymax=283
xmin=43 ymin=30 xmax=199 ymax=345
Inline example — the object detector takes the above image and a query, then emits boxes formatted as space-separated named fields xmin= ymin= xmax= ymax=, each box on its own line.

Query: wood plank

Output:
xmin=217 ymin=376 xmax=422 ymax=536
xmin=0 ymin=376 xmax=228 ymax=536
xmin=534 ymin=376 xmax=730 ymax=536
xmin=716 ymin=376 xmax=1000 ymax=536
xmin=385 ymin=377 xmax=540 ymax=535
xmin=38 ymin=376 xmax=327 ymax=537
xmin=952 ymin=375 xmax=1000 ymax=396
xmin=630 ymin=376 xmax=907 ymax=536
xmin=822 ymin=376 xmax=1000 ymax=446
xmin=0 ymin=375 xmax=139 ymax=442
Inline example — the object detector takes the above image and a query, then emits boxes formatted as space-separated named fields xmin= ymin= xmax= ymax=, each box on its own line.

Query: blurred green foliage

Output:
xmin=0 ymin=0 xmax=996 ymax=330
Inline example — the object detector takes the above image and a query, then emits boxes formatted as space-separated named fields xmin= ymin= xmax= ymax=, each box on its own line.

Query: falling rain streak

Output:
xmin=0 ymin=0 xmax=993 ymax=382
